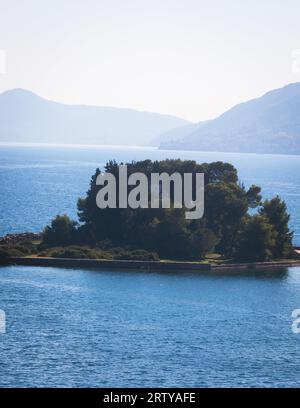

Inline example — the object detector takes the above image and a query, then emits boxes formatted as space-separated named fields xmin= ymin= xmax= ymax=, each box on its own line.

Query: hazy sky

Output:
xmin=0 ymin=0 xmax=300 ymax=121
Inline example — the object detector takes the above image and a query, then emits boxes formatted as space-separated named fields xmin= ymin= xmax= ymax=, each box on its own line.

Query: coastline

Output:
xmin=3 ymin=256 xmax=300 ymax=273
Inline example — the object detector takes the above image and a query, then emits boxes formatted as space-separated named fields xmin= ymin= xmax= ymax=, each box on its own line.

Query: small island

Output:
xmin=0 ymin=159 xmax=298 ymax=270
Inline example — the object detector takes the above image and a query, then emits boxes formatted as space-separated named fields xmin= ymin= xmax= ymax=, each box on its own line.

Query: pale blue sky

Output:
xmin=0 ymin=0 xmax=299 ymax=121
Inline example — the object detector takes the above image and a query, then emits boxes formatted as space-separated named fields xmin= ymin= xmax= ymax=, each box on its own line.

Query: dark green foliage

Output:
xmin=114 ymin=207 xmax=218 ymax=260
xmin=39 ymin=245 xmax=158 ymax=261
xmin=188 ymin=225 xmax=218 ymax=260
xmin=0 ymin=247 xmax=24 ymax=257
xmin=0 ymin=243 xmax=35 ymax=258
xmin=52 ymin=247 xmax=89 ymax=259
xmin=260 ymin=196 xmax=294 ymax=258
xmin=12 ymin=245 xmax=31 ymax=255
xmin=204 ymin=182 xmax=249 ymax=256
xmin=17 ymin=241 xmax=38 ymax=254
xmin=39 ymin=245 xmax=111 ymax=259
xmin=0 ymin=248 xmax=10 ymax=263
xmin=113 ymin=249 xmax=160 ymax=261
xmin=42 ymin=215 xmax=78 ymax=247
xmin=40 ymin=159 xmax=293 ymax=262
xmin=76 ymin=160 xmax=241 ymax=259
xmin=235 ymin=215 xmax=277 ymax=261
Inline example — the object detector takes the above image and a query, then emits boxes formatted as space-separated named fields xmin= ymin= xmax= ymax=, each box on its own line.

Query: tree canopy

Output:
xmin=42 ymin=159 xmax=293 ymax=262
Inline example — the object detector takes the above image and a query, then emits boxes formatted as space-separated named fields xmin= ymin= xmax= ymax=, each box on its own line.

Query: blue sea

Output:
xmin=1 ymin=144 xmax=300 ymax=387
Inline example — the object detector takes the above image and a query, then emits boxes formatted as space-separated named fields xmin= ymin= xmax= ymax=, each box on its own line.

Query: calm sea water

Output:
xmin=1 ymin=144 xmax=300 ymax=387
xmin=0 ymin=265 xmax=300 ymax=387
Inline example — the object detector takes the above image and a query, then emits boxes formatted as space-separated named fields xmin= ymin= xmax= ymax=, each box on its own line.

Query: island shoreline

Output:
xmin=3 ymin=256 xmax=300 ymax=273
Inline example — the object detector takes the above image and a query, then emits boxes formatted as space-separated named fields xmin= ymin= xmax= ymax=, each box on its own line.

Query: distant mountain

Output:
xmin=161 ymin=83 xmax=300 ymax=155
xmin=150 ymin=121 xmax=210 ymax=146
xmin=0 ymin=89 xmax=189 ymax=146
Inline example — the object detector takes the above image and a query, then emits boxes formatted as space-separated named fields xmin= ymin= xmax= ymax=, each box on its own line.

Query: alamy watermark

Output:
xmin=0 ymin=50 xmax=7 ymax=74
xmin=292 ymin=309 xmax=300 ymax=334
xmin=95 ymin=165 xmax=204 ymax=219
xmin=0 ymin=309 xmax=6 ymax=334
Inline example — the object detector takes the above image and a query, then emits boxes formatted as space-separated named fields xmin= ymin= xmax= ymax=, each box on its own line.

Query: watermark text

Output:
xmin=0 ymin=309 xmax=6 ymax=334
xmin=96 ymin=165 xmax=204 ymax=219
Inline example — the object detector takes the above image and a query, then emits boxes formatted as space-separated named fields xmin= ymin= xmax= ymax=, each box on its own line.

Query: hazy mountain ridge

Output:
xmin=0 ymin=89 xmax=189 ymax=146
xmin=160 ymin=82 xmax=300 ymax=154
xmin=150 ymin=121 xmax=210 ymax=146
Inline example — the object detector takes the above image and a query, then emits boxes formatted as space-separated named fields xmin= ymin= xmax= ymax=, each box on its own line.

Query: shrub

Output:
xmin=0 ymin=247 xmax=25 ymax=257
xmin=95 ymin=239 xmax=114 ymax=250
xmin=114 ymin=249 xmax=160 ymax=261
xmin=12 ymin=245 xmax=31 ymax=255
xmin=18 ymin=240 xmax=38 ymax=254
xmin=42 ymin=215 xmax=78 ymax=247
xmin=40 ymin=245 xmax=160 ymax=261
xmin=85 ymin=249 xmax=113 ymax=259
xmin=51 ymin=248 xmax=89 ymax=259
xmin=0 ymin=243 xmax=34 ymax=258
xmin=39 ymin=245 xmax=113 ymax=260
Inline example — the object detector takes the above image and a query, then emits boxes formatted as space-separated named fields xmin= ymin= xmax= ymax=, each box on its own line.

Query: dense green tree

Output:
xmin=77 ymin=166 xmax=124 ymax=242
xmin=42 ymin=214 xmax=78 ymax=246
xmin=235 ymin=215 xmax=277 ymax=261
xmin=41 ymin=159 xmax=293 ymax=262
xmin=204 ymin=182 xmax=259 ymax=256
xmin=76 ymin=159 xmax=235 ymax=258
xmin=120 ymin=207 xmax=217 ymax=260
xmin=205 ymin=161 xmax=238 ymax=184
xmin=260 ymin=196 xmax=293 ymax=258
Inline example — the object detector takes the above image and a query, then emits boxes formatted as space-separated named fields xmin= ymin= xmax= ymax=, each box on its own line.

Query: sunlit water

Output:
xmin=0 ymin=265 xmax=300 ymax=387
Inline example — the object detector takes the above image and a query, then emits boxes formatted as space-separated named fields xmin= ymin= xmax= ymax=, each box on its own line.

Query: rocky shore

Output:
xmin=0 ymin=232 xmax=42 ymax=245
